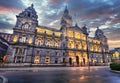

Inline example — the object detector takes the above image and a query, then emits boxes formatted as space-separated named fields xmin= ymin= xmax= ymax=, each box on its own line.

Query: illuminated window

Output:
xmin=45 ymin=51 xmax=50 ymax=64
xmin=68 ymin=40 xmax=74 ymax=48
xmin=36 ymin=28 xmax=45 ymax=34
xmin=55 ymin=32 xmax=61 ymax=37
xmin=94 ymin=45 xmax=97 ymax=51
xmin=34 ymin=55 xmax=40 ymax=64
xmin=45 ymin=38 xmax=53 ymax=47
xmin=35 ymin=36 xmax=43 ymax=46
xmin=68 ymin=31 xmax=73 ymax=37
xmin=28 ymin=37 xmax=32 ymax=44
xmin=90 ymin=44 xmax=93 ymax=51
xmin=69 ymin=51 xmax=74 ymax=56
xmin=13 ymin=35 xmax=18 ymax=42
xmin=75 ymin=41 xmax=81 ymax=49
xmin=75 ymin=32 xmax=80 ymax=39
xmin=82 ymin=41 xmax=86 ymax=50
xmin=46 ymin=30 xmax=53 ymax=35
xmin=113 ymin=51 xmax=120 ymax=59
xmin=81 ymin=34 xmax=86 ymax=40
xmin=54 ymin=39 xmax=60 ymax=47
xmin=98 ymin=46 xmax=101 ymax=52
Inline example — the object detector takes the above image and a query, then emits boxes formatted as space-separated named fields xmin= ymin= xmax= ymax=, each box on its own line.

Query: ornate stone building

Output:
xmin=0 ymin=4 xmax=110 ymax=66
xmin=110 ymin=48 xmax=120 ymax=60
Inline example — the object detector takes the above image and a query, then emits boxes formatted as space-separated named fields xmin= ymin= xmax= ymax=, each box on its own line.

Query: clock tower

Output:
xmin=11 ymin=4 xmax=38 ymax=63
xmin=15 ymin=4 xmax=38 ymax=31
xmin=13 ymin=4 xmax=38 ymax=44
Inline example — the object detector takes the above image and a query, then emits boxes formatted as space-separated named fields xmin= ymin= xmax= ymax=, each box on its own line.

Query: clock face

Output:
xmin=22 ymin=23 xmax=29 ymax=30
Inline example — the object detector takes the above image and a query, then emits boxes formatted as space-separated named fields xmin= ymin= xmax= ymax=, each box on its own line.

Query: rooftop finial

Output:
xmin=75 ymin=23 xmax=78 ymax=27
xmin=97 ymin=26 xmax=99 ymax=29
xmin=65 ymin=5 xmax=67 ymax=9
xmin=31 ymin=4 xmax=34 ymax=8
xmin=64 ymin=4 xmax=69 ymax=14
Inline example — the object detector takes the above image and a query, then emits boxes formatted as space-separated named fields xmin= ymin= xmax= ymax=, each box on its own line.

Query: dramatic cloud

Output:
xmin=0 ymin=0 xmax=120 ymax=49
xmin=0 ymin=0 xmax=24 ymax=9
xmin=0 ymin=0 xmax=24 ymax=33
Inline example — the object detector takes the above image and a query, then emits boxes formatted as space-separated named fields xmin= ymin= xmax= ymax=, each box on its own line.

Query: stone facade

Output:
xmin=110 ymin=48 xmax=120 ymax=60
xmin=0 ymin=4 xmax=110 ymax=66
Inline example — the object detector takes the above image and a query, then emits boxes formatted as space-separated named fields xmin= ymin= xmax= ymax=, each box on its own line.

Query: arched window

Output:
xmin=76 ymin=44 xmax=79 ymax=49
xmin=55 ymin=40 xmax=59 ymax=47
xmin=35 ymin=37 xmax=43 ymax=46
xmin=13 ymin=35 xmax=18 ymax=42
xmin=18 ymin=48 xmax=23 ymax=55
xmin=82 ymin=42 xmax=86 ymax=50
xmin=19 ymin=34 xmax=26 ymax=43
xmin=69 ymin=40 xmax=74 ymax=48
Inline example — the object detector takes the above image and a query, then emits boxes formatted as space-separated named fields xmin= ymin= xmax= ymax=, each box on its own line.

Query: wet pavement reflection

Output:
xmin=0 ymin=79 xmax=2 ymax=83
xmin=0 ymin=66 xmax=120 ymax=83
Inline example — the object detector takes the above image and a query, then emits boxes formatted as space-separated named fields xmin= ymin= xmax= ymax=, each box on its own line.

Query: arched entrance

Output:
xmin=15 ymin=56 xmax=24 ymax=63
xmin=76 ymin=56 xmax=79 ymax=66
xmin=63 ymin=58 xmax=65 ymax=63
xmin=69 ymin=58 xmax=72 ymax=65
xmin=55 ymin=58 xmax=58 ymax=64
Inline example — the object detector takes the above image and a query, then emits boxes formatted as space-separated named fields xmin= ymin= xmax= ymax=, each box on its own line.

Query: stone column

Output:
xmin=23 ymin=48 xmax=27 ymax=63
xmin=12 ymin=48 xmax=16 ymax=57
xmin=12 ymin=48 xmax=16 ymax=63
xmin=15 ymin=57 xmax=17 ymax=63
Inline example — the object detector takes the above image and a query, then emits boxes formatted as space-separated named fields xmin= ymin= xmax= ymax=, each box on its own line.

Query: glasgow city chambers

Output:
xmin=0 ymin=4 xmax=111 ymax=66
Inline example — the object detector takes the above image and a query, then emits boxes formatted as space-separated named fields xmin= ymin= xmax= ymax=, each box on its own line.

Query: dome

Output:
xmin=95 ymin=27 xmax=104 ymax=38
xmin=82 ymin=25 xmax=88 ymax=35
xmin=95 ymin=27 xmax=104 ymax=35
xmin=74 ymin=23 xmax=81 ymax=30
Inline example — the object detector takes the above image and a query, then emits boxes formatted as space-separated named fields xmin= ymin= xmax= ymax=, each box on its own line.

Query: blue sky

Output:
xmin=0 ymin=0 xmax=120 ymax=49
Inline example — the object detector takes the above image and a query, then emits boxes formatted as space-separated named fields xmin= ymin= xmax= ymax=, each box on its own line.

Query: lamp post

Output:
xmin=86 ymin=32 xmax=90 ymax=72
xmin=82 ymin=25 xmax=90 ymax=71
xmin=31 ymin=29 xmax=37 ymax=64
xmin=101 ymin=42 xmax=105 ymax=63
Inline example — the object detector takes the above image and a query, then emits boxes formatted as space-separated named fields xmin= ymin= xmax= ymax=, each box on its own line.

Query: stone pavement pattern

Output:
xmin=0 ymin=66 xmax=120 ymax=83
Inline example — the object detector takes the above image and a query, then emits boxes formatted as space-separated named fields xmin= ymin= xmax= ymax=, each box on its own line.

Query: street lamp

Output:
xmin=82 ymin=25 xmax=90 ymax=71
xmin=31 ymin=29 xmax=37 ymax=64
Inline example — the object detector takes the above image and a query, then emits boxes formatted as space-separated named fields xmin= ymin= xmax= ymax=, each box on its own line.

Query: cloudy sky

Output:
xmin=0 ymin=0 xmax=120 ymax=49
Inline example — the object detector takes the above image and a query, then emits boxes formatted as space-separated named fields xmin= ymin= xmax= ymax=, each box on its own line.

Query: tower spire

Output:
xmin=97 ymin=26 xmax=99 ymax=29
xmin=60 ymin=5 xmax=73 ymax=27
xmin=64 ymin=5 xmax=69 ymax=14
xmin=75 ymin=22 xmax=78 ymax=26
xmin=31 ymin=4 xmax=34 ymax=8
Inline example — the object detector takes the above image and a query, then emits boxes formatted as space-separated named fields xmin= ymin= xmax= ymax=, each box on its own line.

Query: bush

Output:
xmin=110 ymin=63 xmax=120 ymax=71
xmin=111 ymin=59 xmax=115 ymax=63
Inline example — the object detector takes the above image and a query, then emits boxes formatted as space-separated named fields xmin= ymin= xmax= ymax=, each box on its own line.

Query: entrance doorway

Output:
xmin=76 ymin=56 xmax=79 ymax=65
xmin=63 ymin=58 xmax=65 ymax=63
xmin=69 ymin=58 xmax=72 ymax=65
xmin=15 ymin=56 xmax=23 ymax=63
xmin=55 ymin=58 xmax=58 ymax=64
